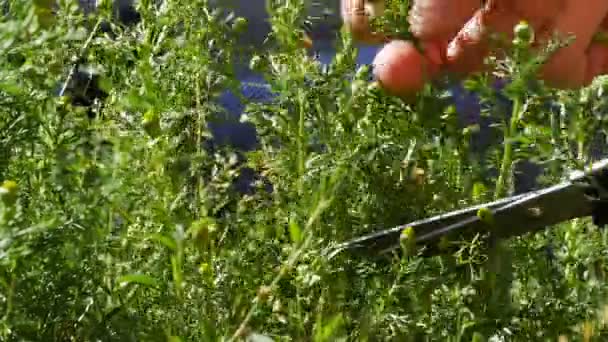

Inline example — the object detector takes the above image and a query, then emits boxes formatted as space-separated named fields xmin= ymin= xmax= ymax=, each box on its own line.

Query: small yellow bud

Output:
xmin=400 ymin=226 xmax=417 ymax=255
xmin=257 ymin=285 xmax=272 ymax=302
xmin=513 ymin=20 xmax=533 ymax=46
xmin=142 ymin=110 xmax=161 ymax=138
xmin=401 ymin=226 xmax=415 ymax=240
xmin=232 ymin=17 xmax=248 ymax=33
xmin=476 ymin=207 xmax=494 ymax=226
xmin=412 ymin=167 xmax=426 ymax=186
xmin=0 ymin=180 xmax=18 ymax=206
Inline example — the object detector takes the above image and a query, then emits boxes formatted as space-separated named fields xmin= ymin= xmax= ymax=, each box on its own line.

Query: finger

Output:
xmin=443 ymin=3 xmax=517 ymax=75
xmin=341 ymin=0 xmax=388 ymax=44
xmin=537 ymin=0 xmax=608 ymax=88
xmin=578 ymin=22 xmax=608 ymax=86
xmin=510 ymin=0 xmax=564 ymax=29
xmin=370 ymin=0 xmax=505 ymax=98
xmin=372 ymin=40 xmax=444 ymax=98
xmin=408 ymin=0 xmax=481 ymax=40
xmin=582 ymin=41 xmax=608 ymax=85
xmin=584 ymin=16 xmax=608 ymax=83
xmin=443 ymin=0 xmax=564 ymax=76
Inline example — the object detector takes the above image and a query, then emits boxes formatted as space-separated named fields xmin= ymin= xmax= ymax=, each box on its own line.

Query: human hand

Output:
xmin=341 ymin=0 xmax=608 ymax=97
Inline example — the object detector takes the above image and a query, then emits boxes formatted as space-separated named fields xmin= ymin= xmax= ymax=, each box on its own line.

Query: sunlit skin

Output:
xmin=341 ymin=0 xmax=608 ymax=97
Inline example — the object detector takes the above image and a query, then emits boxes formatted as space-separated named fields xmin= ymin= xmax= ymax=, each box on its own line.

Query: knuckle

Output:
xmin=409 ymin=0 xmax=481 ymax=38
xmin=341 ymin=0 xmax=387 ymax=43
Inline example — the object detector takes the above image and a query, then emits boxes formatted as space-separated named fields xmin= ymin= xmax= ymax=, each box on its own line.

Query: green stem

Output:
xmin=1 ymin=275 xmax=15 ymax=322
xmin=195 ymin=75 xmax=203 ymax=215
xmin=495 ymin=98 xmax=522 ymax=200
xmin=549 ymin=107 xmax=560 ymax=177
xmin=228 ymin=193 xmax=335 ymax=342
xmin=577 ymin=140 xmax=585 ymax=162
xmin=297 ymin=92 xmax=306 ymax=194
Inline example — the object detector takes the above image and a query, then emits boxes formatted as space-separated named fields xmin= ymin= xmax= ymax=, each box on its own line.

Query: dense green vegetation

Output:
xmin=3 ymin=0 xmax=608 ymax=340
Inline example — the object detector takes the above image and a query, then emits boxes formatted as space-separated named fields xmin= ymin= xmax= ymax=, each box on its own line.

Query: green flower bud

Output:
xmin=232 ymin=17 xmax=248 ymax=33
xmin=476 ymin=207 xmax=494 ymax=226
xmin=513 ymin=21 xmax=533 ymax=46
xmin=0 ymin=180 xmax=18 ymax=206
xmin=249 ymin=55 xmax=266 ymax=72
xmin=400 ymin=226 xmax=417 ymax=255
xmin=142 ymin=110 xmax=161 ymax=138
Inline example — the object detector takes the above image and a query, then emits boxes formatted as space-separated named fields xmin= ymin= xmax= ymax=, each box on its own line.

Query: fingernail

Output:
xmin=447 ymin=14 xmax=483 ymax=59
xmin=446 ymin=40 xmax=460 ymax=60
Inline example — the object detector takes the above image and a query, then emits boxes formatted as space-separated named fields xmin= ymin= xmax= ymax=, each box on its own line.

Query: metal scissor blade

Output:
xmin=328 ymin=192 xmax=530 ymax=259
xmin=414 ymin=180 xmax=593 ymax=254
xmin=330 ymin=159 xmax=608 ymax=260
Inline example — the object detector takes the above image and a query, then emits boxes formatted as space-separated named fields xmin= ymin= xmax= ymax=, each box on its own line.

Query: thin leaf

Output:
xmin=117 ymin=274 xmax=160 ymax=288
xmin=288 ymin=219 xmax=302 ymax=244
xmin=149 ymin=233 xmax=177 ymax=251
xmin=0 ymin=81 xmax=23 ymax=96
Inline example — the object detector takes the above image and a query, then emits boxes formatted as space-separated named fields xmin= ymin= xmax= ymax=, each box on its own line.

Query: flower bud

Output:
xmin=513 ymin=21 xmax=533 ymax=47
xmin=142 ymin=110 xmax=161 ymax=138
xmin=0 ymin=180 xmax=18 ymax=206
xmin=232 ymin=17 xmax=248 ymax=33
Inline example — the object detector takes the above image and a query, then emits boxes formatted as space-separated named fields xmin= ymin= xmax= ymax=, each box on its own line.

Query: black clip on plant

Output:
xmin=57 ymin=19 xmax=109 ymax=119
xmin=328 ymin=158 xmax=608 ymax=261
xmin=58 ymin=1 xmax=142 ymax=117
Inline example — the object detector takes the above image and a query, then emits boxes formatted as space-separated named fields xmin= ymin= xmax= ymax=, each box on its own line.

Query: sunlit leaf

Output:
xmin=117 ymin=274 xmax=160 ymax=288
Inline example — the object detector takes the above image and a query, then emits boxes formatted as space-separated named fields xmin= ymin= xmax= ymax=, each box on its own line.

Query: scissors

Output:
xmin=328 ymin=158 xmax=608 ymax=260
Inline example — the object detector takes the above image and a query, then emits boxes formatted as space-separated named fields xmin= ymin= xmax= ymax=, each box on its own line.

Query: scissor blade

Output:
xmin=329 ymin=192 xmax=530 ymax=259
xmin=331 ymin=158 xmax=608 ymax=259
xmin=415 ymin=180 xmax=593 ymax=255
